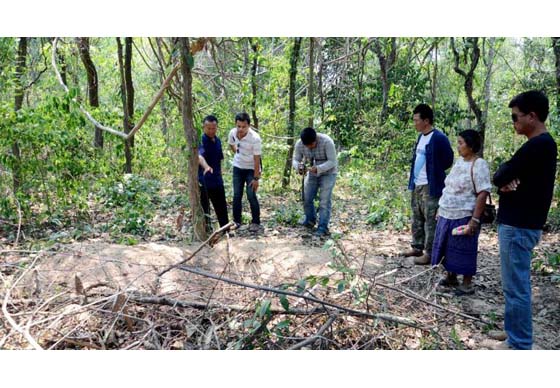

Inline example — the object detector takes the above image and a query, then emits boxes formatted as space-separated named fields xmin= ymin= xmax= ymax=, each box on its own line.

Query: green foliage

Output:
xmin=99 ymin=174 xmax=160 ymax=235
xmin=532 ymin=251 xmax=560 ymax=275
xmin=449 ymin=326 xmax=464 ymax=350
xmin=270 ymin=203 xmax=300 ymax=226
xmin=0 ymin=95 xmax=103 ymax=226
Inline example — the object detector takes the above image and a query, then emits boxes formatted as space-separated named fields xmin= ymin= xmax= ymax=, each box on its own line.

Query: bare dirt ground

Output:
xmin=1 ymin=215 xmax=559 ymax=350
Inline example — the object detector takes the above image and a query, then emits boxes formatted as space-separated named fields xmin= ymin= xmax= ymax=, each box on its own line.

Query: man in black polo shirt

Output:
xmin=198 ymin=115 xmax=229 ymax=228
xmin=492 ymin=90 xmax=557 ymax=350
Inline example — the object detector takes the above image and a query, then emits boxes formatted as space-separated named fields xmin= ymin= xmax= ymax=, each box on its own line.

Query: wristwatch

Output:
xmin=253 ymin=176 xmax=260 ymax=181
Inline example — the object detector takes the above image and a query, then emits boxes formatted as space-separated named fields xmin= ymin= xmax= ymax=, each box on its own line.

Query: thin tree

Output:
xmin=552 ymin=37 xmax=560 ymax=117
xmin=372 ymin=38 xmax=397 ymax=124
xmin=308 ymin=37 xmax=315 ymax=128
xmin=180 ymin=37 xmax=207 ymax=240
xmin=282 ymin=37 xmax=302 ymax=189
xmin=76 ymin=37 xmax=103 ymax=148
xmin=117 ymin=37 xmax=135 ymax=173
xmin=450 ymin=37 xmax=486 ymax=155
xmin=250 ymin=37 xmax=259 ymax=129
xmin=12 ymin=37 xmax=27 ymax=193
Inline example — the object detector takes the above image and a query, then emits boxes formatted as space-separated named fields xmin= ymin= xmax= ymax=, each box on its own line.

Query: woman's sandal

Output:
xmin=454 ymin=284 xmax=475 ymax=295
xmin=438 ymin=277 xmax=459 ymax=287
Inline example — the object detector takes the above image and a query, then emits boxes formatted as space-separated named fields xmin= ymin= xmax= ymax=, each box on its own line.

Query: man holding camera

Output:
xmin=292 ymin=127 xmax=338 ymax=237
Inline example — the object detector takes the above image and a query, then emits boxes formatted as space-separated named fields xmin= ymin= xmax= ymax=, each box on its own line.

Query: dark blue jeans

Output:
xmin=303 ymin=173 xmax=336 ymax=233
xmin=232 ymin=167 xmax=260 ymax=225
xmin=498 ymin=223 xmax=542 ymax=350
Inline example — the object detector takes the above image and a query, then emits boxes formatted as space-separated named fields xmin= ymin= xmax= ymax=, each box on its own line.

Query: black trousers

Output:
xmin=200 ymin=183 xmax=229 ymax=227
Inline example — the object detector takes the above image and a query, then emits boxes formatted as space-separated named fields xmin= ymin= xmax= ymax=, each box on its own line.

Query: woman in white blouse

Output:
xmin=431 ymin=129 xmax=491 ymax=295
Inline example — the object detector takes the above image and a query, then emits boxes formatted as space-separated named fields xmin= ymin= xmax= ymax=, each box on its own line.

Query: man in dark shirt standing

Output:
xmin=198 ymin=115 xmax=229 ymax=229
xmin=403 ymin=104 xmax=454 ymax=265
xmin=492 ymin=90 xmax=557 ymax=350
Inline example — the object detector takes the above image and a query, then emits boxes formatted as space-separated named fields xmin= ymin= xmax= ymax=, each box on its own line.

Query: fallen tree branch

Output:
xmin=173 ymin=264 xmax=422 ymax=329
xmin=289 ymin=313 xmax=339 ymax=350
xmin=158 ymin=221 xmax=235 ymax=277
xmin=375 ymin=282 xmax=496 ymax=326
xmin=1 ymin=255 xmax=43 ymax=350
xmin=129 ymin=294 xmax=329 ymax=315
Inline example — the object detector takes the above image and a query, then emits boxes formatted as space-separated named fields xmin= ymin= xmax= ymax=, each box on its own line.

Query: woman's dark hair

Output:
xmin=458 ymin=129 xmax=481 ymax=153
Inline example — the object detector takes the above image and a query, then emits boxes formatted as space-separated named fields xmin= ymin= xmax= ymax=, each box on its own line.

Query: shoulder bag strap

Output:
xmin=470 ymin=157 xmax=493 ymax=205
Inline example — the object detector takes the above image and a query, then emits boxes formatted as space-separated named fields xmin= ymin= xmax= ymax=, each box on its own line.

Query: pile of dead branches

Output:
xmin=0 ymin=227 xmax=499 ymax=350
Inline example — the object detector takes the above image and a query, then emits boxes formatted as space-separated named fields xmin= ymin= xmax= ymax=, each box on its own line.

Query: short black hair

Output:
xmin=458 ymin=129 xmax=481 ymax=153
xmin=203 ymin=115 xmax=218 ymax=124
xmin=300 ymin=127 xmax=317 ymax=145
xmin=508 ymin=90 xmax=549 ymax=122
xmin=413 ymin=104 xmax=434 ymax=125
xmin=235 ymin=112 xmax=250 ymax=124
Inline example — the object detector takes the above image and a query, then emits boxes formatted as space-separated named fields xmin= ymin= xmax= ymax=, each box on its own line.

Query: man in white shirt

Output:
xmin=228 ymin=112 xmax=262 ymax=233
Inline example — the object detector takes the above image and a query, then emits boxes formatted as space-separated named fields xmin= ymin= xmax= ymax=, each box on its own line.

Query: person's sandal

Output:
xmin=438 ymin=277 xmax=459 ymax=287
xmin=454 ymin=283 xmax=475 ymax=296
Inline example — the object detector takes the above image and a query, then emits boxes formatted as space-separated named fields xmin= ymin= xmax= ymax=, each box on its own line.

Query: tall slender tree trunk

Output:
xmin=282 ymin=38 xmax=302 ymax=189
xmin=316 ymin=38 xmax=325 ymax=120
xmin=373 ymin=38 xmax=397 ymax=124
xmin=308 ymin=37 xmax=315 ymax=128
xmin=12 ymin=37 xmax=27 ymax=193
xmin=57 ymin=47 xmax=67 ymax=87
xmin=76 ymin=37 xmax=103 ymax=148
xmin=481 ymin=38 xmax=497 ymax=157
xmin=450 ymin=37 xmax=485 ymax=140
xmin=552 ymin=37 xmax=560 ymax=118
xmin=250 ymin=38 xmax=259 ymax=129
xmin=180 ymin=37 xmax=207 ymax=240
xmin=117 ymin=37 xmax=134 ymax=173
xmin=430 ymin=40 xmax=438 ymax=110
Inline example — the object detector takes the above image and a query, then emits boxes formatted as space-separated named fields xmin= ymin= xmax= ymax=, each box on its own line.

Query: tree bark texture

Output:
xmin=117 ymin=37 xmax=134 ymax=173
xmin=552 ymin=37 xmax=560 ymax=117
xmin=282 ymin=37 xmax=302 ymax=189
xmin=180 ymin=37 xmax=207 ymax=240
xmin=12 ymin=37 xmax=27 ymax=193
xmin=308 ymin=37 xmax=315 ymax=128
xmin=76 ymin=37 xmax=103 ymax=149
xmin=250 ymin=38 xmax=259 ymax=129
xmin=451 ymin=38 xmax=485 ymax=152
xmin=372 ymin=38 xmax=397 ymax=124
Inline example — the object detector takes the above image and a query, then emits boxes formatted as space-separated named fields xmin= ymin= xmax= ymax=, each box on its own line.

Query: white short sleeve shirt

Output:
xmin=228 ymin=127 xmax=262 ymax=170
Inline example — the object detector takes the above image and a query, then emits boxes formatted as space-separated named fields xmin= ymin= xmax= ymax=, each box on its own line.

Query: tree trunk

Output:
xmin=117 ymin=37 xmax=134 ymax=173
xmin=250 ymin=38 xmax=259 ymax=129
xmin=552 ymin=37 xmax=560 ymax=117
xmin=308 ymin=37 xmax=315 ymax=128
xmin=316 ymin=38 xmax=325 ymax=119
xmin=76 ymin=37 xmax=103 ymax=149
xmin=57 ymin=48 xmax=67 ymax=87
xmin=430 ymin=39 xmax=438 ymax=110
xmin=481 ymin=38 xmax=497 ymax=157
xmin=282 ymin=37 xmax=302 ymax=189
xmin=180 ymin=37 xmax=207 ymax=240
xmin=451 ymin=38 xmax=484 ymax=150
xmin=12 ymin=37 xmax=27 ymax=193
xmin=373 ymin=38 xmax=397 ymax=124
